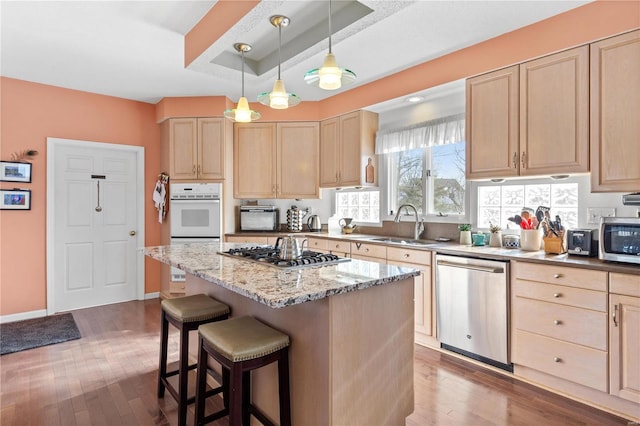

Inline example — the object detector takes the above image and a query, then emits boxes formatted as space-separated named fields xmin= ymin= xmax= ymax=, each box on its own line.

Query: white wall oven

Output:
xmin=170 ymin=183 xmax=221 ymax=238
xmin=170 ymin=183 xmax=222 ymax=281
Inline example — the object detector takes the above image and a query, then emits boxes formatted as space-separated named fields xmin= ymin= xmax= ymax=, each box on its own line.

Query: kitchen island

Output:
xmin=144 ymin=242 xmax=420 ymax=425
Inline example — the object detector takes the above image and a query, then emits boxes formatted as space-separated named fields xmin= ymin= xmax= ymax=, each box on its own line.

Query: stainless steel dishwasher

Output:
xmin=436 ymin=254 xmax=512 ymax=371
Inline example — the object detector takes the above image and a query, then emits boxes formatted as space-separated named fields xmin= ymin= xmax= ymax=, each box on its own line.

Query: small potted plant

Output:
xmin=459 ymin=224 xmax=472 ymax=245
xmin=489 ymin=223 xmax=502 ymax=247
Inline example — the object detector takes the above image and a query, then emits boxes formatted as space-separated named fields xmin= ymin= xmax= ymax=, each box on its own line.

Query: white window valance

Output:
xmin=375 ymin=113 xmax=465 ymax=154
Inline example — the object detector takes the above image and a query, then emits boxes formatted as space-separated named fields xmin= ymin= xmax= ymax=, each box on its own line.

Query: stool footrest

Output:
xmin=201 ymin=408 xmax=230 ymax=426
xmin=249 ymin=404 xmax=276 ymax=426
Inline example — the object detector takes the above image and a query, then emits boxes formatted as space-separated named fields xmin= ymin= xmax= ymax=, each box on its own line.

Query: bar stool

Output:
xmin=157 ymin=294 xmax=230 ymax=426
xmin=194 ymin=316 xmax=291 ymax=426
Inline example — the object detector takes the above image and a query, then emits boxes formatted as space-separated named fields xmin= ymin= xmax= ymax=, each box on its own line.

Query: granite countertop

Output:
xmin=228 ymin=232 xmax=640 ymax=275
xmin=143 ymin=242 xmax=420 ymax=309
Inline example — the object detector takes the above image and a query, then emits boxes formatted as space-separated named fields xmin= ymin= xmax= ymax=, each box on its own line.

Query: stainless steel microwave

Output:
xmin=599 ymin=217 xmax=640 ymax=265
xmin=239 ymin=206 xmax=280 ymax=232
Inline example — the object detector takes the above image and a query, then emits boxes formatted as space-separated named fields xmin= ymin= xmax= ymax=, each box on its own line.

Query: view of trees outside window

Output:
xmin=477 ymin=183 xmax=578 ymax=229
xmin=386 ymin=142 xmax=466 ymax=217
xmin=430 ymin=142 xmax=465 ymax=215
xmin=335 ymin=190 xmax=380 ymax=223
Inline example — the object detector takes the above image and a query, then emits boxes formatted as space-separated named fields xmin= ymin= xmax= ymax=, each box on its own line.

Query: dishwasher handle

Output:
xmin=437 ymin=260 xmax=504 ymax=274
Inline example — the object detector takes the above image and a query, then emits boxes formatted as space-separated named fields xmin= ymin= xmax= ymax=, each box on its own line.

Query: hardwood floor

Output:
xmin=0 ymin=300 xmax=631 ymax=425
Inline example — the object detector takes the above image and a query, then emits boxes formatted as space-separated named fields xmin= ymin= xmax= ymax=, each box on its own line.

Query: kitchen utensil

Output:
xmin=508 ymin=215 xmax=523 ymax=226
xmin=307 ymin=215 xmax=322 ymax=232
xmin=275 ymin=234 xmax=308 ymax=260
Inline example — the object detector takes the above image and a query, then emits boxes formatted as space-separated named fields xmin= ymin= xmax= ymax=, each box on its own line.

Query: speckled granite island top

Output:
xmin=143 ymin=242 xmax=419 ymax=308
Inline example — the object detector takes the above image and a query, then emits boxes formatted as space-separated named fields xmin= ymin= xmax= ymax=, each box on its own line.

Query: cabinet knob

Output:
xmin=553 ymin=293 xmax=561 ymax=298
xmin=512 ymin=152 xmax=518 ymax=169
xmin=553 ymin=274 xmax=562 ymax=279
xmin=553 ymin=319 xmax=561 ymax=325
xmin=553 ymin=357 xmax=561 ymax=363
xmin=404 ymin=253 xmax=410 ymax=258
xmin=521 ymin=151 xmax=526 ymax=168
xmin=364 ymin=248 xmax=369 ymax=253
xmin=193 ymin=165 xmax=196 ymax=174
xmin=335 ymin=244 xmax=340 ymax=248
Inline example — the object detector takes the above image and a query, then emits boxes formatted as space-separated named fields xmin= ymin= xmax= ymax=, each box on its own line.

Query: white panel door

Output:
xmin=53 ymin=144 xmax=138 ymax=312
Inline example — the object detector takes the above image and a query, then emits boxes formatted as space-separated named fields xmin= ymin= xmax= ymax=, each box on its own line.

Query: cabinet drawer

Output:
xmin=514 ymin=330 xmax=607 ymax=392
xmin=610 ymin=272 xmax=640 ymax=297
xmin=328 ymin=240 xmax=351 ymax=254
xmin=514 ymin=297 xmax=607 ymax=350
xmin=169 ymin=281 xmax=186 ymax=293
xmin=350 ymin=242 xmax=386 ymax=259
xmin=512 ymin=261 xmax=607 ymax=291
xmin=512 ymin=280 xmax=606 ymax=311
xmin=307 ymin=237 xmax=329 ymax=251
xmin=386 ymin=247 xmax=431 ymax=266
xmin=226 ymin=235 xmax=270 ymax=244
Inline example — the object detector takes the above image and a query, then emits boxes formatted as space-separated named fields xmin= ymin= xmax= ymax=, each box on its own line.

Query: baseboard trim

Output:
xmin=0 ymin=309 xmax=47 ymax=324
xmin=144 ymin=292 xmax=160 ymax=300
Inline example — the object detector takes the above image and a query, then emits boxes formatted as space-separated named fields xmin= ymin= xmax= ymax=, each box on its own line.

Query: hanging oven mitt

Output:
xmin=153 ymin=180 xmax=166 ymax=223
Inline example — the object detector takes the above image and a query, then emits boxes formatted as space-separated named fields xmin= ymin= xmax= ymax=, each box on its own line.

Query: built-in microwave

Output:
xmin=599 ymin=217 xmax=640 ymax=265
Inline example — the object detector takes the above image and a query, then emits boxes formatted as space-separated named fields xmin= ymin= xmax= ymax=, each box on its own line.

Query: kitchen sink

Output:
xmin=370 ymin=237 xmax=436 ymax=247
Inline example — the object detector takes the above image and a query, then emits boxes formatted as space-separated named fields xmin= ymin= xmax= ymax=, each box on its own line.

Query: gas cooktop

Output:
xmin=219 ymin=245 xmax=351 ymax=269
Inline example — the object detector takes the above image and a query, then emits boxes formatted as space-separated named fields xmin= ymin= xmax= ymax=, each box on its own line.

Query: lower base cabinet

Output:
xmin=609 ymin=273 xmax=640 ymax=405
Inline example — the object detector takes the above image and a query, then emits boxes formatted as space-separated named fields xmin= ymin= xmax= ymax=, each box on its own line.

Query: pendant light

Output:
xmin=224 ymin=43 xmax=261 ymax=123
xmin=258 ymin=15 xmax=301 ymax=109
xmin=304 ymin=0 xmax=356 ymax=90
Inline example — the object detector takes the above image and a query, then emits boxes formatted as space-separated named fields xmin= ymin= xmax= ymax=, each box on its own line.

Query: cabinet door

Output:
xmin=610 ymin=293 xmax=640 ymax=403
xmin=198 ymin=118 xmax=225 ymax=180
xmin=339 ymin=111 xmax=362 ymax=186
xmin=320 ymin=118 xmax=340 ymax=187
xmin=277 ymin=122 xmax=319 ymax=199
xmin=234 ymin=123 xmax=277 ymax=198
xmin=520 ymin=46 xmax=589 ymax=176
xmin=466 ymin=66 xmax=519 ymax=179
xmin=169 ymin=118 xmax=198 ymax=180
xmin=590 ymin=30 xmax=640 ymax=192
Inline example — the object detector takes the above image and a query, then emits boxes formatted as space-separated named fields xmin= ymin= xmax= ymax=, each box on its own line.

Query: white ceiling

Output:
xmin=0 ymin=1 xmax=591 ymax=111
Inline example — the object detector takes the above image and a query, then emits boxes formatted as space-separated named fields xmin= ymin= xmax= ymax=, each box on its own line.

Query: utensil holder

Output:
xmin=543 ymin=230 xmax=567 ymax=254
xmin=521 ymin=229 xmax=543 ymax=251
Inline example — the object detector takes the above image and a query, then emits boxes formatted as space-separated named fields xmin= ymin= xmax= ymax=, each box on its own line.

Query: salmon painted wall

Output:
xmin=0 ymin=77 xmax=162 ymax=316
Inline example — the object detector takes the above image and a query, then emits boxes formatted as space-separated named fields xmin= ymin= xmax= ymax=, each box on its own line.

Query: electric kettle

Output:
xmin=307 ymin=215 xmax=322 ymax=232
xmin=275 ymin=235 xmax=308 ymax=260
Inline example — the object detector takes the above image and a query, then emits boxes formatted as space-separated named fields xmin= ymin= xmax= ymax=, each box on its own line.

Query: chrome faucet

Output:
xmin=393 ymin=204 xmax=425 ymax=240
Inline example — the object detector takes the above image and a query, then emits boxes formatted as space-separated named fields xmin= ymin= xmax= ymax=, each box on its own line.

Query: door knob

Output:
xmin=129 ymin=231 xmax=136 ymax=236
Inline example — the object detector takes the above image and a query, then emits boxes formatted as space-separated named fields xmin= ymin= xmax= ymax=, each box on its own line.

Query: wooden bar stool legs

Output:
xmin=194 ymin=316 xmax=291 ymax=426
xmin=156 ymin=295 xmax=230 ymax=426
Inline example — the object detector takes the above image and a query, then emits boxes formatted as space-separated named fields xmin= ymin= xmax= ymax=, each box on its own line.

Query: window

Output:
xmin=385 ymin=142 xmax=466 ymax=217
xmin=477 ymin=183 xmax=579 ymax=229
xmin=377 ymin=113 xmax=466 ymax=219
xmin=335 ymin=190 xmax=380 ymax=223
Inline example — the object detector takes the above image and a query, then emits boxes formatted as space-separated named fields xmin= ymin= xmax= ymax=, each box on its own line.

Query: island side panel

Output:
xmin=329 ymin=276 xmax=415 ymax=424
xmin=185 ymin=274 xmax=331 ymax=425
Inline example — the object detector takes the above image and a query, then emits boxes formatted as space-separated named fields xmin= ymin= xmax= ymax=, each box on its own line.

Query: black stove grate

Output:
xmin=221 ymin=245 xmax=349 ymax=268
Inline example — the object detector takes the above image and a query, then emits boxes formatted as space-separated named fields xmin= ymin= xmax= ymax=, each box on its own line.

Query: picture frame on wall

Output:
xmin=0 ymin=189 xmax=31 ymax=210
xmin=0 ymin=161 xmax=32 ymax=183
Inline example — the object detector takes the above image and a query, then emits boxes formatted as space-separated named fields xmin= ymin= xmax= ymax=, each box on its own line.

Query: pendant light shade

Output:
xmin=304 ymin=0 xmax=356 ymax=90
xmin=258 ymin=15 xmax=301 ymax=109
xmin=224 ymin=43 xmax=261 ymax=122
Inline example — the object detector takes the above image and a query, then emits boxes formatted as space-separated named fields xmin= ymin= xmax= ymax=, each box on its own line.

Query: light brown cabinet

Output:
xmin=466 ymin=46 xmax=589 ymax=179
xmin=511 ymin=261 xmax=608 ymax=392
xmin=590 ymin=30 xmax=640 ymax=192
xmin=320 ymin=110 xmax=378 ymax=188
xmin=609 ymin=272 xmax=640 ymax=404
xmin=164 ymin=117 xmax=226 ymax=181
xmin=234 ymin=122 xmax=319 ymax=199
xmin=225 ymin=235 xmax=271 ymax=245
xmin=386 ymin=247 xmax=436 ymax=347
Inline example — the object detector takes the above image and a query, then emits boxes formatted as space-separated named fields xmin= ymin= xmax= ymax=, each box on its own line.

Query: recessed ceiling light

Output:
xmin=406 ymin=96 xmax=423 ymax=103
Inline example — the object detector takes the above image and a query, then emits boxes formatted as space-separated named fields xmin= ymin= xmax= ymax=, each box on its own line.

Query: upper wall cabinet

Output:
xmin=590 ymin=30 xmax=640 ymax=192
xmin=466 ymin=66 xmax=520 ymax=178
xmin=162 ymin=117 xmax=226 ymax=181
xmin=234 ymin=122 xmax=319 ymax=199
xmin=320 ymin=110 xmax=379 ymax=188
xmin=466 ymin=46 xmax=589 ymax=179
